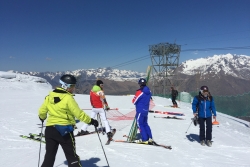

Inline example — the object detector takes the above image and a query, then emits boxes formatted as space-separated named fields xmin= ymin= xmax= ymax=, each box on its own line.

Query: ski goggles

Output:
xmin=59 ymin=80 xmax=76 ymax=89
xmin=200 ymin=89 xmax=208 ymax=93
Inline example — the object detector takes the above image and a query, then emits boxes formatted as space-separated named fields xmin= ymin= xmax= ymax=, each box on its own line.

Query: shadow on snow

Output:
xmin=58 ymin=157 xmax=108 ymax=167
xmin=186 ymin=133 xmax=200 ymax=143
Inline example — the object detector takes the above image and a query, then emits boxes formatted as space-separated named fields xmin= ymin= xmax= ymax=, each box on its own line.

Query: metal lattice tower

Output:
xmin=149 ymin=42 xmax=181 ymax=96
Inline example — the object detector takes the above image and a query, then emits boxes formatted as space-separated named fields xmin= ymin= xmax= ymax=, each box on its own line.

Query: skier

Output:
xmin=170 ymin=87 xmax=178 ymax=107
xmin=192 ymin=85 xmax=217 ymax=147
xmin=38 ymin=74 xmax=99 ymax=167
xmin=79 ymin=80 xmax=113 ymax=140
xmin=132 ymin=78 xmax=153 ymax=144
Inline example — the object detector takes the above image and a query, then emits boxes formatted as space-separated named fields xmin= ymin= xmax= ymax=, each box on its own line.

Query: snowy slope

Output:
xmin=0 ymin=71 xmax=250 ymax=167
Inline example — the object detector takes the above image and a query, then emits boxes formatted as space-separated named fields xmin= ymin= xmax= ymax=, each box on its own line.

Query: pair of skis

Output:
xmin=113 ymin=139 xmax=172 ymax=150
xmin=20 ymin=133 xmax=45 ymax=143
xmin=164 ymin=105 xmax=180 ymax=108
xmin=154 ymin=116 xmax=185 ymax=120
xmin=149 ymin=110 xmax=185 ymax=116
xmin=74 ymin=128 xmax=117 ymax=145
xmin=112 ymin=135 xmax=172 ymax=150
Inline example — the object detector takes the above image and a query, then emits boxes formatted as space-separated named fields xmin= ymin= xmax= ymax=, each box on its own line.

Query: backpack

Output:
xmin=173 ymin=90 xmax=178 ymax=96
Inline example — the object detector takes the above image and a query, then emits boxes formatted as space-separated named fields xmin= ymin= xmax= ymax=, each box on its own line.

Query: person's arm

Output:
xmin=192 ymin=97 xmax=199 ymax=116
xmin=132 ymin=89 xmax=143 ymax=105
xmin=211 ymin=98 xmax=217 ymax=118
xmin=67 ymin=96 xmax=91 ymax=124
xmin=99 ymin=90 xmax=110 ymax=110
xmin=38 ymin=96 xmax=49 ymax=120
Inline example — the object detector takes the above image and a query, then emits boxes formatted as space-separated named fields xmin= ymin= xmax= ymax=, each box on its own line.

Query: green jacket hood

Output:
xmin=92 ymin=85 xmax=101 ymax=92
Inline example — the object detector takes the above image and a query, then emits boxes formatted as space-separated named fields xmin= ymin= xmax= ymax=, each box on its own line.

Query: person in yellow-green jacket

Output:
xmin=38 ymin=74 xmax=99 ymax=167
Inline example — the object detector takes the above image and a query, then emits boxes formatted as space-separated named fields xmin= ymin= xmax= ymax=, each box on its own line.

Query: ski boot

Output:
xmin=206 ymin=140 xmax=212 ymax=147
xmin=107 ymin=132 xmax=113 ymax=140
xmin=77 ymin=130 xmax=90 ymax=136
xmin=200 ymin=140 xmax=205 ymax=146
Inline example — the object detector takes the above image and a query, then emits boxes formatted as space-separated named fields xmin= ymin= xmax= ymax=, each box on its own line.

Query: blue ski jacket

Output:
xmin=192 ymin=95 xmax=217 ymax=118
xmin=132 ymin=86 xmax=152 ymax=114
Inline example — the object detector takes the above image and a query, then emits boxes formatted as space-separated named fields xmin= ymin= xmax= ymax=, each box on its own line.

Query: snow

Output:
xmin=0 ymin=71 xmax=250 ymax=167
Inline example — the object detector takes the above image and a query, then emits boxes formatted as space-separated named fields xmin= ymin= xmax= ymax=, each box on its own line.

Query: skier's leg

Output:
xmin=80 ymin=109 xmax=97 ymax=131
xmin=206 ymin=117 xmax=212 ymax=140
xmin=41 ymin=126 xmax=59 ymax=167
xmin=171 ymin=97 xmax=175 ymax=105
xmin=144 ymin=115 xmax=153 ymax=139
xmin=198 ymin=117 xmax=206 ymax=141
xmin=60 ymin=132 xmax=82 ymax=167
xmin=99 ymin=108 xmax=111 ymax=133
xmin=136 ymin=113 xmax=148 ymax=141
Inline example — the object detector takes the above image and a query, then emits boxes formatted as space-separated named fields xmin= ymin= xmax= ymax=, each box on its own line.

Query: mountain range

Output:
xmin=176 ymin=53 xmax=250 ymax=95
xmin=11 ymin=53 xmax=250 ymax=96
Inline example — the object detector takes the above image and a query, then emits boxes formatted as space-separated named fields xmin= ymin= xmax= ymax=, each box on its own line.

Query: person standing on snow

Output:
xmin=192 ymin=85 xmax=217 ymax=147
xmin=38 ymin=74 xmax=99 ymax=167
xmin=132 ymin=78 xmax=153 ymax=144
xmin=79 ymin=80 xmax=113 ymax=140
xmin=170 ymin=87 xmax=178 ymax=107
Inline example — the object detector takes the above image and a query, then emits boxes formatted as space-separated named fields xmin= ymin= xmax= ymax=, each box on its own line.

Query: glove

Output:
xmin=39 ymin=117 xmax=44 ymax=123
xmin=192 ymin=116 xmax=198 ymax=126
xmin=105 ymin=106 xmax=110 ymax=111
xmin=89 ymin=118 xmax=99 ymax=127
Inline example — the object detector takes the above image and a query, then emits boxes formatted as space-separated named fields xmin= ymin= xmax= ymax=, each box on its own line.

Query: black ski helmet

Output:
xmin=60 ymin=74 xmax=77 ymax=85
xmin=138 ymin=78 xmax=147 ymax=86
xmin=96 ymin=80 xmax=103 ymax=86
xmin=200 ymin=86 xmax=209 ymax=93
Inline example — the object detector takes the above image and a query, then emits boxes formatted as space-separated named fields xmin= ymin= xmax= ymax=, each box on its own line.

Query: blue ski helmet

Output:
xmin=138 ymin=78 xmax=147 ymax=86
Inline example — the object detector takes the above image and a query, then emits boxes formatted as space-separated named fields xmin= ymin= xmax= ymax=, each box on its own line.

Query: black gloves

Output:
xmin=39 ymin=117 xmax=44 ymax=123
xmin=89 ymin=118 xmax=99 ymax=127
xmin=192 ymin=116 xmax=198 ymax=126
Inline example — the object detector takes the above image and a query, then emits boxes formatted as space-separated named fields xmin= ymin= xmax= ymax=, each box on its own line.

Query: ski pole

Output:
xmin=185 ymin=120 xmax=193 ymax=133
xmin=95 ymin=127 xmax=110 ymax=167
xmin=38 ymin=121 xmax=44 ymax=167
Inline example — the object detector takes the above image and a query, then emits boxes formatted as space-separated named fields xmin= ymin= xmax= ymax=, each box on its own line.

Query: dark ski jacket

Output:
xmin=171 ymin=90 xmax=178 ymax=97
xmin=192 ymin=95 xmax=217 ymax=118
xmin=132 ymin=86 xmax=152 ymax=114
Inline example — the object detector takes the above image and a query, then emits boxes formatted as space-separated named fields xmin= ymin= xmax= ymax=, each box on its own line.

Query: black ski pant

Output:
xmin=198 ymin=117 xmax=212 ymax=141
xmin=171 ymin=96 xmax=177 ymax=105
xmin=41 ymin=126 xmax=82 ymax=167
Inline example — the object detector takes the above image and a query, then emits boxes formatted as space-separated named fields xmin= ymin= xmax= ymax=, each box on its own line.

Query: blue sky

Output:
xmin=1 ymin=0 xmax=250 ymax=72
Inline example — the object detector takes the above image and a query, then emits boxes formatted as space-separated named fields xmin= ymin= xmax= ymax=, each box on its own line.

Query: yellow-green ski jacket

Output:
xmin=38 ymin=87 xmax=91 ymax=126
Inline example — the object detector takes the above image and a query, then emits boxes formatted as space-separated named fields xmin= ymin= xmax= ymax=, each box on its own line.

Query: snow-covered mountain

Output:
xmin=179 ymin=53 xmax=250 ymax=80
xmin=7 ymin=53 xmax=250 ymax=95
xmin=15 ymin=67 xmax=146 ymax=82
